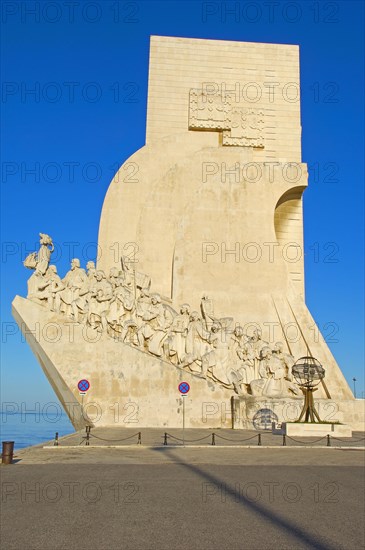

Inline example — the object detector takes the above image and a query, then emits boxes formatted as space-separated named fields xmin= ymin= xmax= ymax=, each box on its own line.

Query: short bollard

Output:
xmin=137 ymin=432 xmax=141 ymax=445
xmin=163 ymin=432 xmax=168 ymax=446
xmin=327 ymin=434 xmax=331 ymax=447
xmin=54 ymin=432 xmax=59 ymax=446
xmin=211 ymin=433 xmax=216 ymax=446
xmin=282 ymin=434 xmax=287 ymax=446
xmin=2 ymin=441 xmax=14 ymax=465
xmin=258 ymin=434 xmax=262 ymax=446
xmin=86 ymin=426 xmax=91 ymax=446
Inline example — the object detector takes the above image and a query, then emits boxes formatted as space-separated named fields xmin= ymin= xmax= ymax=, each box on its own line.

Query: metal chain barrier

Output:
xmin=73 ymin=430 xmax=364 ymax=448
xmin=78 ymin=428 xmax=142 ymax=445
xmin=89 ymin=431 xmax=142 ymax=443
xmin=163 ymin=432 xmax=263 ymax=446
xmin=285 ymin=435 xmax=329 ymax=445
xmin=163 ymin=432 xmax=212 ymax=444
xmin=213 ymin=433 xmax=261 ymax=443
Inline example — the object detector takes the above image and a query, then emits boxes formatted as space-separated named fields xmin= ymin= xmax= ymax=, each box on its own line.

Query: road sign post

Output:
xmin=178 ymin=382 xmax=190 ymax=447
xmin=182 ymin=395 xmax=186 ymax=446
xmin=77 ymin=379 xmax=90 ymax=422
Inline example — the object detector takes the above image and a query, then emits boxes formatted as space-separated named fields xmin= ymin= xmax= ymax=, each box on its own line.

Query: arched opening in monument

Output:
xmin=274 ymin=186 xmax=306 ymax=298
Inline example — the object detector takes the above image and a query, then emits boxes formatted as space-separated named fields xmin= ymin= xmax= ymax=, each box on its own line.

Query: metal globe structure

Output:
xmin=291 ymin=356 xmax=326 ymax=423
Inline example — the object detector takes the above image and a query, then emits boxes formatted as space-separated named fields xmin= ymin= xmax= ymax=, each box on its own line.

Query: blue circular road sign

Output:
xmin=178 ymin=382 xmax=190 ymax=394
xmin=78 ymin=379 xmax=90 ymax=392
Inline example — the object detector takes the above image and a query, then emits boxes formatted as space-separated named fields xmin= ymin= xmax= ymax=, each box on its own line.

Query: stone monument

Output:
xmin=12 ymin=37 xmax=363 ymax=430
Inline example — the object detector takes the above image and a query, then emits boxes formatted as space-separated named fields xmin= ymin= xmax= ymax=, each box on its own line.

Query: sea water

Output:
xmin=0 ymin=412 xmax=75 ymax=450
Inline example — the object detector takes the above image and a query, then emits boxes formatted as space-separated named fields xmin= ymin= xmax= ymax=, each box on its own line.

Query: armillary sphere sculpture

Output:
xmin=292 ymin=356 xmax=326 ymax=423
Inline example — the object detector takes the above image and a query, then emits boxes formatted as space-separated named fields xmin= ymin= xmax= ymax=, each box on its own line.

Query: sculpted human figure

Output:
xmin=273 ymin=341 xmax=300 ymax=396
xmin=106 ymin=281 xmax=135 ymax=337
xmin=27 ymin=264 xmax=64 ymax=309
xmin=239 ymin=343 xmax=256 ymax=383
xmin=228 ymin=340 xmax=256 ymax=394
xmin=230 ymin=326 xmax=247 ymax=359
xmin=120 ymin=255 xmax=151 ymax=293
xmin=35 ymin=233 xmax=54 ymax=275
xmin=249 ymin=346 xmax=272 ymax=396
xmin=250 ymin=346 xmax=292 ymax=398
xmin=44 ymin=265 xmax=64 ymax=311
xmin=200 ymin=294 xmax=215 ymax=329
xmin=23 ymin=233 xmax=54 ymax=275
xmin=108 ymin=267 xmax=123 ymax=290
xmin=273 ymin=341 xmax=294 ymax=376
xmin=249 ymin=328 xmax=269 ymax=379
xmin=120 ymin=255 xmax=134 ymax=290
xmin=135 ymin=288 xmax=151 ymax=321
xmin=165 ymin=303 xmax=190 ymax=364
xmin=57 ymin=258 xmax=88 ymax=321
xmin=137 ymin=294 xmax=171 ymax=356
xmin=86 ymin=261 xmax=97 ymax=285
xmin=183 ymin=311 xmax=210 ymax=373
xmin=72 ymin=260 xmax=98 ymax=318
xmin=87 ymin=270 xmax=113 ymax=332
xmin=27 ymin=271 xmax=51 ymax=305
xmin=202 ymin=322 xmax=231 ymax=383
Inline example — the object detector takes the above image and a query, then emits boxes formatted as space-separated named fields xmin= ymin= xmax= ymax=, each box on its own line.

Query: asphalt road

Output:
xmin=1 ymin=447 xmax=364 ymax=550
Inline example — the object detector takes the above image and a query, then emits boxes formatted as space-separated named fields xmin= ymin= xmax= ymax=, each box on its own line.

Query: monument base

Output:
xmin=283 ymin=422 xmax=352 ymax=438
xmin=232 ymin=396 xmax=364 ymax=431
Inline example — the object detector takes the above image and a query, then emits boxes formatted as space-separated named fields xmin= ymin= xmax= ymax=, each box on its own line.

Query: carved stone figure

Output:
xmin=273 ymin=341 xmax=294 ymax=376
xmin=120 ymin=255 xmax=134 ymax=290
xmin=36 ymin=233 xmax=54 ymax=275
xmin=137 ymin=294 xmax=171 ymax=356
xmin=23 ymin=233 xmax=54 ymax=275
xmin=106 ymin=283 xmax=134 ymax=337
xmin=229 ymin=326 xmax=247 ymax=359
xmin=165 ymin=303 xmax=190 ymax=364
xmin=27 ymin=271 xmax=50 ymax=305
xmin=86 ymin=261 xmax=97 ymax=284
xmin=44 ymin=265 xmax=64 ymax=311
xmin=249 ymin=346 xmax=300 ymax=398
xmin=250 ymin=346 xmax=274 ymax=397
xmin=56 ymin=258 xmax=88 ymax=321
xmin=273 ymin=341 xmax=300 ymax=396
xmin=228 ymin=341 xmax=256 ymax=394
xmin=135 ymin=288 xmax=151 ymax=321
xmin=200 ymin=294 xmax=215 ymax=329
xmin=183 ymin=311 xmax=210 ymax=373
xmin=249 ymin=328 xmax=269 ymax=379
xmin=108 ymin=267 xmax=123 ymax=290
xmin=120 ymin=256 xmax=151 ymax=294
xmin=87 ymin=271 xmax=113 ymax=332
xmin=202 ymin=322 xmax=232 ymax=384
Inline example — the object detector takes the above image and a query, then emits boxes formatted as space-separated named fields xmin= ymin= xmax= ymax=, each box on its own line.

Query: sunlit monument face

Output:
xmin=12 ymin=37 xmax=358 ymax=430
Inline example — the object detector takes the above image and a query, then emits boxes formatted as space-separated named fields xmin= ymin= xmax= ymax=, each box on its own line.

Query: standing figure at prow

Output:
xmin=23 ymin=233 xmax=54 ymax=275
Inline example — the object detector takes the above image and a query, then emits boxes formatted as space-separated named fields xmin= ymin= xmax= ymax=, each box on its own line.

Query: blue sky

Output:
xmin=1 ymin=0 xmax=364 ymax=405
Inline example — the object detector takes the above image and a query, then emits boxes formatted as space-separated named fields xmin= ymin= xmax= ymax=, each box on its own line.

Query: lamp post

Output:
xmin=352 ymin=377 xmax=357 ymax=398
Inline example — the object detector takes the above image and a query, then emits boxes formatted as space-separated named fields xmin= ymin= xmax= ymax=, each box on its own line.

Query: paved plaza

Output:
xmin=1 ymin=430 xmax=364 ymax=550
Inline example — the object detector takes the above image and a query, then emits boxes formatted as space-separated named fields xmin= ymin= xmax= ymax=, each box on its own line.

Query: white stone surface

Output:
xmin=284 ymin=422 xmax=353 ymax=438
xmin=13 ymin=296 xmax=234 ymax=429
xmin=13 ymin=36 xmax=360 ymax=430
